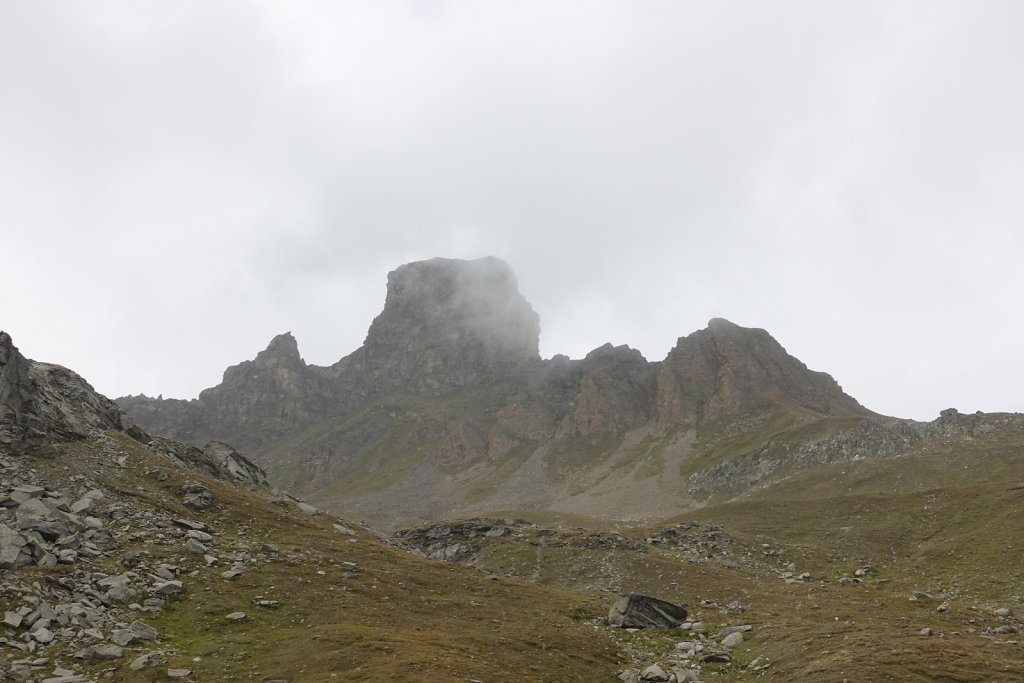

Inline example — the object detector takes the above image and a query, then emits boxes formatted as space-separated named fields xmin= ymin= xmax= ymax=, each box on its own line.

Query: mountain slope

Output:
xmin=1 ymin=330 xmax=624 ymax=681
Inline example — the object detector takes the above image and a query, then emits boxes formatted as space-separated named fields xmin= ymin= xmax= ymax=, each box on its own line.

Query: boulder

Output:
xmin=0 ymin=525 xmax=31 ymax=569
xmin=608 ymin=593 xmax=687 ymax=629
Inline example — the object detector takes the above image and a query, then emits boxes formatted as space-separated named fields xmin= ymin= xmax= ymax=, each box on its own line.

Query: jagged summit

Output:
xmin=339 ymin=256 xmax=541 ymax=394
xmin=657 ymin=318 xmax=870 ymax=426
xmin=259 ymin=332 xmax=302 ymax=363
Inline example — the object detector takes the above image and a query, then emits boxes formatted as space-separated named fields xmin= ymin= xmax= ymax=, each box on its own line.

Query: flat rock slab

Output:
xmin=609 ymin=593 xmax=688 ymax=629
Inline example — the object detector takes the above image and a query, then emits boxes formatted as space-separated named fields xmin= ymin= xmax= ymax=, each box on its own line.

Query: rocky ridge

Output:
xmin=117 ymin=257 xmax=876 ymax=524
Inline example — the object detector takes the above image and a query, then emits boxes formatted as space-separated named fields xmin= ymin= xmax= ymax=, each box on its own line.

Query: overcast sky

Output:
xmin=2 ymin=1 xmax=1022 ymax=420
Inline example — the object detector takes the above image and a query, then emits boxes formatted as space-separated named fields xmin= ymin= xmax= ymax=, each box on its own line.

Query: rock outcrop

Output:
xmin=656 ymin=318 xmax=870 ymax=427
xmin=337 ymin=256 xmax=541 ymax=397
xmin=609 ymin=593 xmax=688 ymax=629
xmin=1 ymin=330 xmax=265 ymax=491
xmin=1 ymin=331 xmax=146 ymax=453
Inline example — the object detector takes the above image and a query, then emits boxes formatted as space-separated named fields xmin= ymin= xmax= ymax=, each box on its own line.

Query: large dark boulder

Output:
xmin=608 ymin=593 xmax=687 ymax=628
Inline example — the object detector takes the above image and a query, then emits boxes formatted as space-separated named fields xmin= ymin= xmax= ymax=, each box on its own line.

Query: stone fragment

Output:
xmin=225 ymin=611 xmax=247 ymax=621
xmin=722 ymin=631 xmax=743 ymax=647
xmin=70 ymin=490 xmax=105 ymax=514
xmin=297 ymin=502 xmax=318 ymax=516
xmin=11 ymin=485 xmax=46 ymax=502
xmin=184 ymin=538 xmax=207 ymax=554
xmin=152 ymin=581 xmax=183 ymax=596
xmin=718 ymin=625 xmax=753 ymax=638
xmin=32 ymin=627 xmax=55 ymax=644
xmin=640 ymin=664 xmax=669 ymax=681
xmin=129 ymin=651 xmax=165 ymax=670
xmin=75 ymin=644 xmax=123 ymax=660
xmin=0 ymin=525 xmax=31 ymax=569
xmin=672 ymin=668 xmax=702 ymax=683
xmin=181 ymin=484 xmax=213 ymax=510
xmin=167 ymin=669 xmax=192 ymax=679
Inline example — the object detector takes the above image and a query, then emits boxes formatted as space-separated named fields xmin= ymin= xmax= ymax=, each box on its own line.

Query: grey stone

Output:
xmin=167 ymin=669 xmax=192 ymax=679
xmin=32 ymin=627 xmax=55 ymax=644
xmin=174 ymin=519 xmax=209 ymax=531
xmin=69 ymin=490 xmax=105 ymax=514
xmin=11 ymin=485 xmax=46 ymax=502
xmin=296 ymin=502 xmax=318 ymax=516
xmin=0 ymin=525 xmax=31 ymax=569
xmin=184 ymin=538 xmax=207 ymax=554
xmin=152 ymin=580 xmax=183 ymax=596
xmin=640 ymin=664 xmax=669 ymax=681
xmin=672 ymin=668 xmax=702 ymax=683
xmin=718 ymin=624 xmax=753 ymax=638
xmin=129 ymin=651 xmax=165 ymax=670
xmin=721 ymin=631 xmax=743 ymax=647
xmin=128 ymin=620 xmax=160 ymax=640
xmin=75 ymin=644 xmax=123 ymax=659
xmin=181 ymin=483 xmax=213 ymax=510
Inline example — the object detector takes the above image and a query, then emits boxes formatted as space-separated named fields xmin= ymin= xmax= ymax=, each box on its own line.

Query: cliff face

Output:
xmin=656 ymin=318 xmax=869 ymax=427
xmin=338 ymin=256 xmax=541 ymax=396
xmin=116 ymin=257 xmax=875 ymax=525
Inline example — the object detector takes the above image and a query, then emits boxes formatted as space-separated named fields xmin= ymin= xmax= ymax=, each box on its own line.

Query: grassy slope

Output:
xmin=17 ymin=434 xmax=619 ymax=682
xmin=392 ymin=421 xmax=1024 ymax=682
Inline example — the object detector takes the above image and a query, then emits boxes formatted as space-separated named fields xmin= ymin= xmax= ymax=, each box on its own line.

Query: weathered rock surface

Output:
xmin=1 ymin=331 xmax=146 ymax=453
xmin=609 ymin=593 xmax=688 ymax=629
xmin=656 ymin=318 xmax=870 ymax=427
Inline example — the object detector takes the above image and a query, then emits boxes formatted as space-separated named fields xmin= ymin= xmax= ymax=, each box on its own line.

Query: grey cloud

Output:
xmin=2 ymin=0 xmax=1022 ymax=420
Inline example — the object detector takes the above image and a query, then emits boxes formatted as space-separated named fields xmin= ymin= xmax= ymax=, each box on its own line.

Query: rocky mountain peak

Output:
xmin=346 ymin=256 xmax=541 ymax=393
xmin=656 ymin=318 xmax=870 ymax=426
xmin=259 ymin=332 xmax=301 ymax=362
